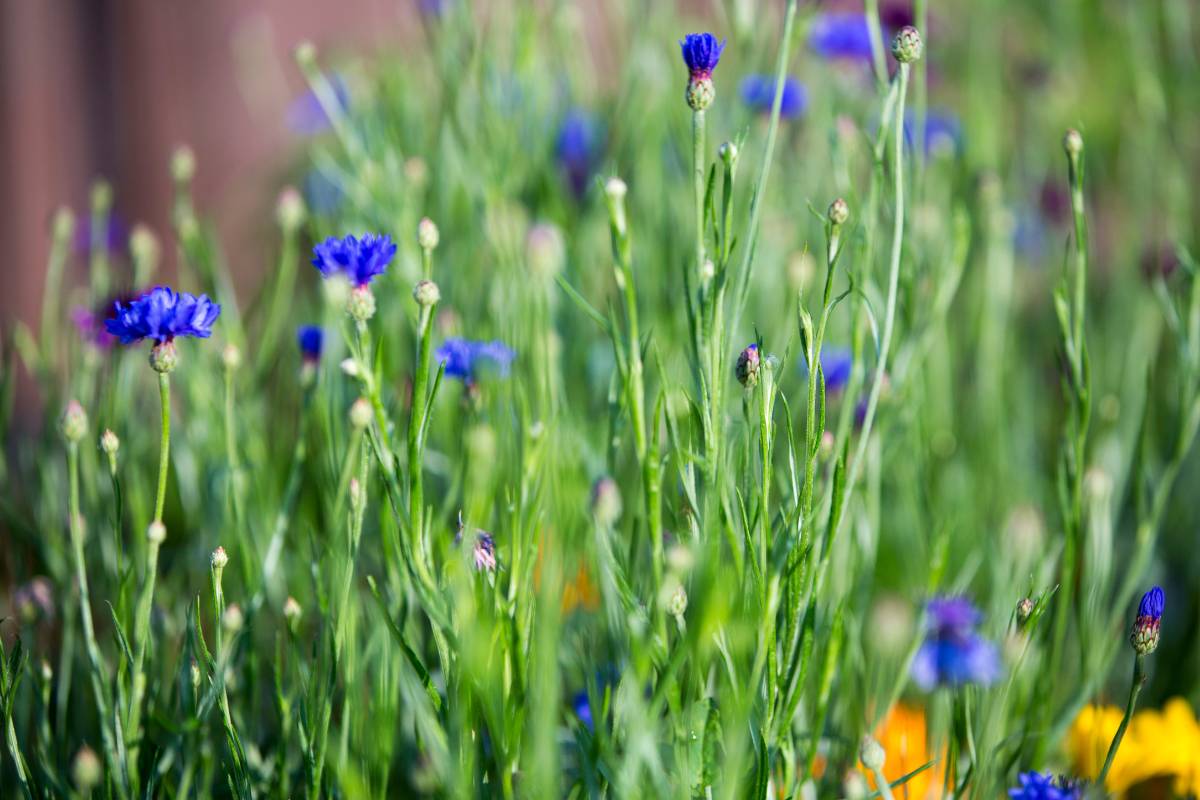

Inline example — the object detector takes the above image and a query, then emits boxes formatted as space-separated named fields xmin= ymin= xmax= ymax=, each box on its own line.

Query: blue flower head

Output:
xmin=105 ymin=286 xmax=221 ymax=345
xmin=905 ymin=110 xmax=963 ymax=156
xmin=911 ymin=595 xmax=1000 ymax=690
xmin=1008 ymin=771 xmax=1083 ymax=800
xmin=436 ymin=338 xmax=515 ymax=383
xmin=1137 ymin=586 xmax=1164 ymax=621
xmin=809 ymin=14 xmax=879 ymax=61
xmin=572 ymin=691 xmax=593 ymax=730
xmin=804 ymin=347 xmax=852 ymax=393
xmin=680 ymin=33 xmax=725 ymax=78
xmin=297 ymin=325 xmax=324 ymax=362
xmin=556 ymin=110 xmax=602 ymax=197
xmin=311 ymin=233 xmax=396 ymax=287
xmin=287 ymin=73 xmax=351 ymax=135
xmin=740 ymin=75 xmax=808 ymax=119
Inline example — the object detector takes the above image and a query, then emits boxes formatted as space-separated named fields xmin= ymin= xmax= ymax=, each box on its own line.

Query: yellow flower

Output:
xmin=1067 ymin=698 xmax=1200 ymax=796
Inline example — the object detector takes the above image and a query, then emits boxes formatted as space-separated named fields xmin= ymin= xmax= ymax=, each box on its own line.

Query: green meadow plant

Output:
xmin=3 ymin=1 xmax=1200 ymax=798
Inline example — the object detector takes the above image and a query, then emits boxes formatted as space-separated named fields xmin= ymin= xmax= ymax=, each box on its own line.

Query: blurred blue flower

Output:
xmin=556 ymin=109 xmax=602 ymax=197
xmin=303 ymin=169 xmax=345 ymax=215
xmin=311 ymin=233 xmax=396 ymax=287
xmin=287 ymin=74 xmax=350 ymax=135
xmin=680 ymin=33 xmax=726 ymax=78
xmin=72 ymin=306 xmax=116 ymax=349
xmin=905 ymin=110 xmax=963 ymax=155
xmin=740 ymin=75 xmax=808 ymax=118
xmin=436 ymin=338 xmax=516 ymax=383
xmin=1007 ymin=771 xmax=1083 ymax=800
xmin=572 ymin=690 xmax=593 ymax=730
xmin=105 ymin=286 xmax=221 ymax=344
xmin=419 ymin=0 xmax=451 ymax=17
xmin=910 ymin=596 xmax=1000 ymax=690
xmin=74 ymin=213 xmax=128 ymax=256
xmin=809 ymin=14 xmax=879 ymax=62
xmin=297 ymin=325 xmax=324 ymax=362
xmin=822 ymin=347 xmax=853 ymax=392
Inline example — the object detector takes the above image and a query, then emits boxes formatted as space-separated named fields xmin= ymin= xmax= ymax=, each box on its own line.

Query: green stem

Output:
xmin=692 ymin=109 xmax=707 ymax=274
xmin=409 ymin=302 xmax=434 ymax=564
xmin=1098 ymin=655 xmax=1145 ymax=788
xmin=153 ymin=373 xmax=171 ymax=523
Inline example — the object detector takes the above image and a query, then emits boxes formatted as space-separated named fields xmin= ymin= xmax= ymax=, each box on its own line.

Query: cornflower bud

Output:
xmin=276 ymin=186 xmax=306 ymax=231
xmin=171 ymin=145 xmax=196 ymax=185
xmin=349 ymin=398 xmax=373 ymax=430
xmin=413 ymin=279 xmax=441 ymax=307
xmin=222 ymin=343 xmax=242 ymax=370
xmin=736 ymin=343 xmax=761 ymax=388
xmin=1130 ymin=586 xmax=1164 ymax=655
xmin=60 ymin=401 xmax=88 ymax=443
xmin=859 ymin=735 xmax=886 ymax=772
xmin=719 ymin=141 xmax=738 ymax=167
xmin=829 ymin=197 xmax=850 ymax=227
xmin=283 ymin=596 xmax=302 ymax=630
xmin=591 ymin=477 xmax=622 ymax=528
xmin=680 ymin=33 xmax=725 ymax=111
xmin=147 ymin=520 xmax=167 ymax=544
xmin=1063 ymin=129 xmax=1084 ymax=159
xmin=417 ymin=217 xmax=440 ymax=251
xmin=72 ymin=746 xmax=102 ymax=791
xmin=891 ymin=26 xmax=923 ymax=63
xmin=211 ymin=546 xmax=229 ymax=571
xmin=100 ymin=429 xmax=120 ymax=457
xmin=667 ymin=584 xmax=688 ymax=618
xmin=1016 ymin=597 xmax=1035 ymax=627
xmin=222 ymin=603 xmax=244 ymax=633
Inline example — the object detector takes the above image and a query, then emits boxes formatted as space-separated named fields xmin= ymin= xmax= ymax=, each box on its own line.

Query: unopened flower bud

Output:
xmin=171 ymin=145 xmax=196 ymax=184
xmin=222 ymin=603 xmax=244 ymax=633
xmin=90 ymin=180 xmax=113 ymax=213
xmin=294 ymin=40 xmax=317 ymax=68
xmin=417 ymin=217 xmax=440 ymax=251
xmin=340 ymin=358 xmax=359 ymax=378
xmin=413 ymin=280 xmax=441 ymax=307
xmin=591 ymin=477 xmax=622 ymax=528
xmin=604 ymin=176 xmax=627 ymax=202
xmin=283 ymin=596 xmax=302 ymax=629
xmin=53 ymin=206 xmax=75 ymax=242
xmin=1063 ymin=129 xmax=1083 ymax=158
xmin=72 ymin=745 xmax=102 ymax=790
xmin=147 ymin=520 xmax=167 ymax=544
xmin=149 ymin=340 xmax=178 ymax=373
xmin=1016 ymin=597 xmax=1035 ymax=627
xmin=736 ymin=343 xmax=761 ymax=388
xmin=100 ymin=429 xmax=120 ymax=456
xmin=699 ymin=259 xmax=715 ymax=282
xmin=276 ymin=187 xmax=306 ymax=231
xmin=190 ymin=660 xmax=201 ymax=690
xmin=859 ymin=735 xmax=886 ymax=771
xmin=346 ymin=285 xmax=376 ymax=323
xmin=60 ymin=401 xmax=88 ymax=443
xmin=211 ymin=546 xmax=229 ymax=571
xmin=719 ymin=141 xmax=738 ymax=167
xmin=1130 ymin=586 xmax=1164 ymax=655
xmin=404 ymin=157 xmax=429 ymax=187
xmin=686 ymin=77 xmax=715 ymax=111
xmin=129 ymin=224 xmax=160 ymax=280
xmin=891 ymin=26 xmax=923 ymax=63
xmin=829 ymin=197 xmax=850 ymax=227
xmin=222 ymin=343 xmax=242 ymax=370
xmin=349 ymin=398 xmax=373 ymax=430
xmin=668 ymin=585 xmax=688 ymax=618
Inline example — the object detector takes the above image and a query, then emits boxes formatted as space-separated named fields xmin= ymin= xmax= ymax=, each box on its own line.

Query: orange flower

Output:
xmin=864 ymin=704 xmax=943 ymax=800
xmin=561 ymin=564 xmax=600 ymax=614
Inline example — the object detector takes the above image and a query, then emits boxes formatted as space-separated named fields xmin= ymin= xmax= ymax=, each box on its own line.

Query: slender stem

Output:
xmin=1098 ymin=655 xmax=1145 ymax=787
xmin=863 ymin=0 xmax=889 ymax=89
xmin=409 ymin=303 xmax=434 ymax=562
xmin=692 ymin=109 xmax=707 ymax=274
xmin=125 ymin=533 xmax=161 ymax=779
xmin=153 ymin=372 xmax=171 ymax=522
xmin=872 ymin=766 xmax=897 ymax=800
xmin=833 ymin=64 xmax=911 ymax=549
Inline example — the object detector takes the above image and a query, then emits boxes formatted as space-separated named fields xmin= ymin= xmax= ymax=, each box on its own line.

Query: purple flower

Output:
xmin=740 ymin=75 xmax=808 ymax=118
xmin=287 ymin=73 xmax=351 ymax=135
xmin=72 ymin=307 xmax=116 ymax=349
xmin=1008 ymin=772 xmax=1083 ymax=800
xmin=74 ymin=213 xmax=128 ymax=256
xmin=680 ymin=33 xmax=725 ymax=79
xmin=1130 ymin=585 xmax=1164 ymax=654
xmin=911 ymin=596 xmax=1000 ymax=690
xmin=435 ymin=338 xmax=515 ymax=383
xmin=556 ymin=110 xmax=602 ymax=197
xmin=472 ymin=532 xmax=497 ymax=572
xmin=1137 ymin=586 xmax=1165 ymax=621
xmin=573 ymin=690 xmax=593 ymax=730
xmin=105 ymin=286 xmax=221 ymax=344
xmin=297 ymin=325 xmax=324 ymax=362
xmin=905 ymin=110 xmax=962 ymax=155
xmin=805 ymin=347 xmax=852 ymax=393
xmin=809 ymin=14 xmax=880 ymax=62
xmin=311 ymin=233 xmax=396 ymax=287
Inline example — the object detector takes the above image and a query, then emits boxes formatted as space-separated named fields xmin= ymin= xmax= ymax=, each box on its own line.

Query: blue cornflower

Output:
xmin=287 ymin=73 xmax=351 ymax=135
xmin=1008 ymin=771 xmax=1083 ymax=800
xmin=436 ymin=338 xmax=515 ymax=383
xmin=573 ymin=691 xmax=593 ymax=730
xmin=1130 ymin=585 xmax=1164 ymax=654
xmin=804 ymin=347 xmax=853 ymax=393
xmin=297 ymin=325 xmax=324 ymax=362
xmin=740 ymin=75 xmax=808 ymax=119
xmin=311 ymin=233 xmax=396 ymax=287
xmin=556 ymin=109 xmax=602 ymax=197
xmin=911 ymin=596 xmax=1001 ymax=690
xmin=74 ymin=213 xmax=128 ymax=256
xmin=303 ymin=168 xmax=345 ymax=214
xmin=905 ymin=110 xmax=963 ymax=155
xmin=680 ymin=33 xmax=725 ymax=79
xmin=809 ymin=14 xmax=879 ymax=62
xmin=105 ymin=286 xmax=221 ymax=345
